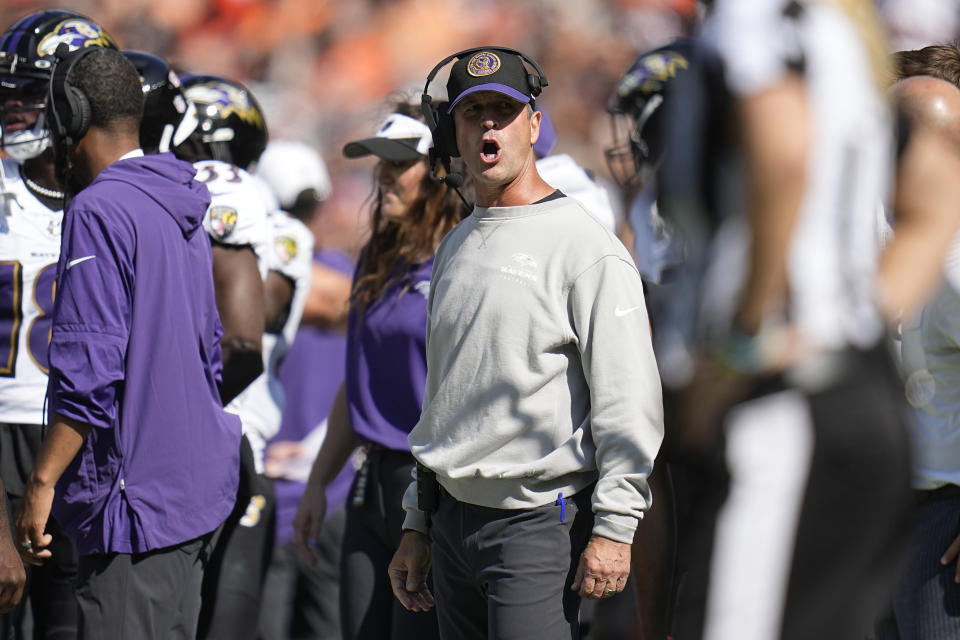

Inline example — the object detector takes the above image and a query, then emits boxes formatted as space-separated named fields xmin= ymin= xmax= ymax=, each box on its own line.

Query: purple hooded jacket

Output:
xmin=48 ymin=152 xmax=241 ymax=555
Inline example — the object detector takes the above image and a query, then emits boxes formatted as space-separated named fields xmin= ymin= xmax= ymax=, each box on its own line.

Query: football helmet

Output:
xmin=123 ymin=51 xmax=198 ymax=154
xmin=0 ymin=10 xmax=116 ymax=161
xmin=179 ymin=74 xmax=267 ymax=170
xmin=605 ymin=40 xmax=691 ymax=188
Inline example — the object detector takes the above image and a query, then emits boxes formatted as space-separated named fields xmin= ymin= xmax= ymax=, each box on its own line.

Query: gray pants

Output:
xmin=258 ymin=509 xmax=345 ymax=639
xmin=76 ymin=535 xmax=210 ymax=640
xmin=341 ymin=449 xmax=440 ymax=640
xmin=429 ymin=487 xmax=593 ymax=640
xmin=874 ymin=493 xmax=960 ymax=639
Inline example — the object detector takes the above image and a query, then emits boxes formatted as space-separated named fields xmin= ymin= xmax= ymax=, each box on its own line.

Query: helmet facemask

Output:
xmin=605 ymin=102 xmax=662 ymax=190
xmin=0 ymin=10 xmax=118 ymax=163
xmin=0 ymin=77 xmax=51 ymax=161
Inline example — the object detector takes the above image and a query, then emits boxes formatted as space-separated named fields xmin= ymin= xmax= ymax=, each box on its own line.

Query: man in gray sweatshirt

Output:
xmin=388 ymin=47 xmax=664 ymax=639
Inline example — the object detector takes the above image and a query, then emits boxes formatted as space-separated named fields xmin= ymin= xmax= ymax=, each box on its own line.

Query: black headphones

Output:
xmin=421 ymin=46 xmax=548 ymax=188
xmin=46 ymin=43 xmax=100 ymax=202
xmin=47 ymin=43 xmax=97 ymax=148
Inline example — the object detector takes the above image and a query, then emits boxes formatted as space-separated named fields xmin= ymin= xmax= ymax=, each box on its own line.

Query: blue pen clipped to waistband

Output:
xmin=557 ymin=492 xmax=565 ymax=523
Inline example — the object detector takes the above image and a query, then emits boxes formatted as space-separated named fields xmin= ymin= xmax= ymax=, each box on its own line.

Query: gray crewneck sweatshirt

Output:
xmin=401 ymin=195 xmax=664 ymax=543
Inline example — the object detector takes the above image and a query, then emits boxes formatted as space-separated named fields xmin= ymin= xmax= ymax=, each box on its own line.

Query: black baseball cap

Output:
xmin=446 ymin=50 xmax=535 ymax=113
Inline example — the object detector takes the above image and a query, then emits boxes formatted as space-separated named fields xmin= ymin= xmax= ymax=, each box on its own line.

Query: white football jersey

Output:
xmin=700 ymin=0 xmax=893 ymax=352
xmin=266 ymin=210 xmax=314 ymax=346
xmin=225 ymin=207 xmax=314 ymax=472
xmin=195 ymin=159 xmax=271 ymax=279
xmin=0 ymin=159 xmax=63 ymax=424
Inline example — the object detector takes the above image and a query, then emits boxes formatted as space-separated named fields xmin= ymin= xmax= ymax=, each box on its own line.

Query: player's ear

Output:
xmin=529 ymin=108 xmax=541 ymax=146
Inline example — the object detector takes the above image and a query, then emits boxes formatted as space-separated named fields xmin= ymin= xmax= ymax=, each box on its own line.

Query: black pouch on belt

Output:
xmin=417 ymin=463 xmax=439 ymax=514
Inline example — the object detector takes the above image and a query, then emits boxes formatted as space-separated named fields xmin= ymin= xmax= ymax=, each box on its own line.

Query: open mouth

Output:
xmin=1 ymin=107 xmax=40 ymax=133
xmin=481 ymin=139 xmax=501 ymax=164
xmin=2 ymin=116 xmax=28 ymax=132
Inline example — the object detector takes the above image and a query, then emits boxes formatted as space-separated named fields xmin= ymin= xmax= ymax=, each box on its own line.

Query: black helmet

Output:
xmin=123 ymin=50 xmax=198 ymax=154
xmin=178 ymin=73 xmax=267 ymax=170
xmin=0 ymin=10 xmax=117 ymax=160
xmin=605 ymin=40 xmax=692 ymax=187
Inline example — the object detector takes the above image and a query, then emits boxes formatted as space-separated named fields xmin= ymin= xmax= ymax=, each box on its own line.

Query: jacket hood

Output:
xmin=93 ymin=153 xmax=210 ymax=238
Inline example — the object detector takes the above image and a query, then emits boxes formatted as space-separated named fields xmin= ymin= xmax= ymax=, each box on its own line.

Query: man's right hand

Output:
xmin=388 ymin=530 xmax=435 ymax=612
xmin=15 ymin=480 xmax=54 ymax=567
xmin=292 ymin=477 xmax=328 ymax=566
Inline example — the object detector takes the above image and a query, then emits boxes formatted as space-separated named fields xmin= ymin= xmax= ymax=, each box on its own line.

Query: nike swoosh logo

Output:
xmin=614 ymin=304 xmax=642 ymax=318
xmin=67 ymin=255 xmax=96 ymax=270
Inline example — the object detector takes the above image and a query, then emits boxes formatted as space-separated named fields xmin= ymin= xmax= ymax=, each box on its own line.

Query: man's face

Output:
xmin=0 ymin=78 xmax=46 ymax=135
xmin=452 ymin=91 xmax=540 ymax=188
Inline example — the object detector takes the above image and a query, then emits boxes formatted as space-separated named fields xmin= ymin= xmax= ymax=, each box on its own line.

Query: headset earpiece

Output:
xmin=421 ymin=93 xmax=438 ymax=130
xmin=68 ymin=86 xmax=92 ymax=140
xmin=434 ymin=102 xmax=458 ymax=158
xmin=47 ymin=43 xmax=99 ymax=202
xmin=48 ymin=43 xmax=95 ymax=145
xmin=527 ymin=73 xmax=542 ymax=97
xmin=421 ymin=92 xmax=457 ymax=164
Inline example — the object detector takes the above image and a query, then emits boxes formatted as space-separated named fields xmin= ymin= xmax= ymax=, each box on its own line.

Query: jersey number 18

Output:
xmin=0 ymin=261 xmax=57 ymax=376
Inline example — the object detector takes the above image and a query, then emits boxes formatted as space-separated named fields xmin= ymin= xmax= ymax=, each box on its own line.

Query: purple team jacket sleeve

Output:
xmin=49 ymin=208 xmax=133 ymax=430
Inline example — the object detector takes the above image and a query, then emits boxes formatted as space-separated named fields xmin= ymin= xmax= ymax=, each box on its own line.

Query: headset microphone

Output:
xmin=426 ymin=145 xmax=467 ymax=207
xmin=443 ymin=172 xmax=463 ymax=188
xmin=427 ymin=147 xmax=468 ymax=206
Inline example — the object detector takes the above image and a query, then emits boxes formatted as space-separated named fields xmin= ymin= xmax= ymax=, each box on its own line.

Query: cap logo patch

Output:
xmin=37 ymin=19 xmax=115 ymax=57
xmin=467 ymin=52 xmax=501 ymax=77
xmin=617 ymin=51 xmax=688 ymax=98
xmin=208 ymin=205 xmax=238 ymax=239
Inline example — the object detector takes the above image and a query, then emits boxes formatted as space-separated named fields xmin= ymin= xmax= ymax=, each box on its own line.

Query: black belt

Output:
xmin=915 ymin=484 xmax=960 ymax=504
xmin=362 ymin=442 xmax=409 ymax=457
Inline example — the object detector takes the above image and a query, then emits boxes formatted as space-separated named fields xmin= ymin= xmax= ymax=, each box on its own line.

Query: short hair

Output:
xmin=895 ymin=44 xmax=960 ymax=89
xmin=68 ymin=48 xmax=144 ymax=131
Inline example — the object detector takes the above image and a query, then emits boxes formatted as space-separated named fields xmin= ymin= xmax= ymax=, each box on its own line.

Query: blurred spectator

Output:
xmin=534 ymin=107 xmax=620 ymax=234
xmin=878 ymin=0 xmax=960 ymax=51
xmin=653 ymin=1 xmax=929 ymax=638
xmin=605 ymin=39 xmax=695 ymax=640
xmin=256 ymin=140 xmax=355 ymax=639
xmin=873 ymin=48 xmax=960 ymax=640
xmin=258 ymin=140 xmax=353 ymax=330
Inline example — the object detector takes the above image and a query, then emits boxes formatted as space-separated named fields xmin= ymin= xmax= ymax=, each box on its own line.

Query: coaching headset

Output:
xmin=47 ymin=43 xmax=99 ymax=199
xmin=420 ymin=46 xmax=548 ymax=188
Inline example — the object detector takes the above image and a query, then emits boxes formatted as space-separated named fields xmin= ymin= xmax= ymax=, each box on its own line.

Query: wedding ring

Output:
xmin=20 ymin=540 xmax=31 ymax=550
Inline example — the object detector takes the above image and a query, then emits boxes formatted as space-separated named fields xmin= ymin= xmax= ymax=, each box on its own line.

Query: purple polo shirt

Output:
xmin=272 ymin=249 xmax=354 ymax=545
xmin=48 ymin=152 xmax=241 ymax=555
xmin=345 ymin=257 xmax=433 ymax=451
